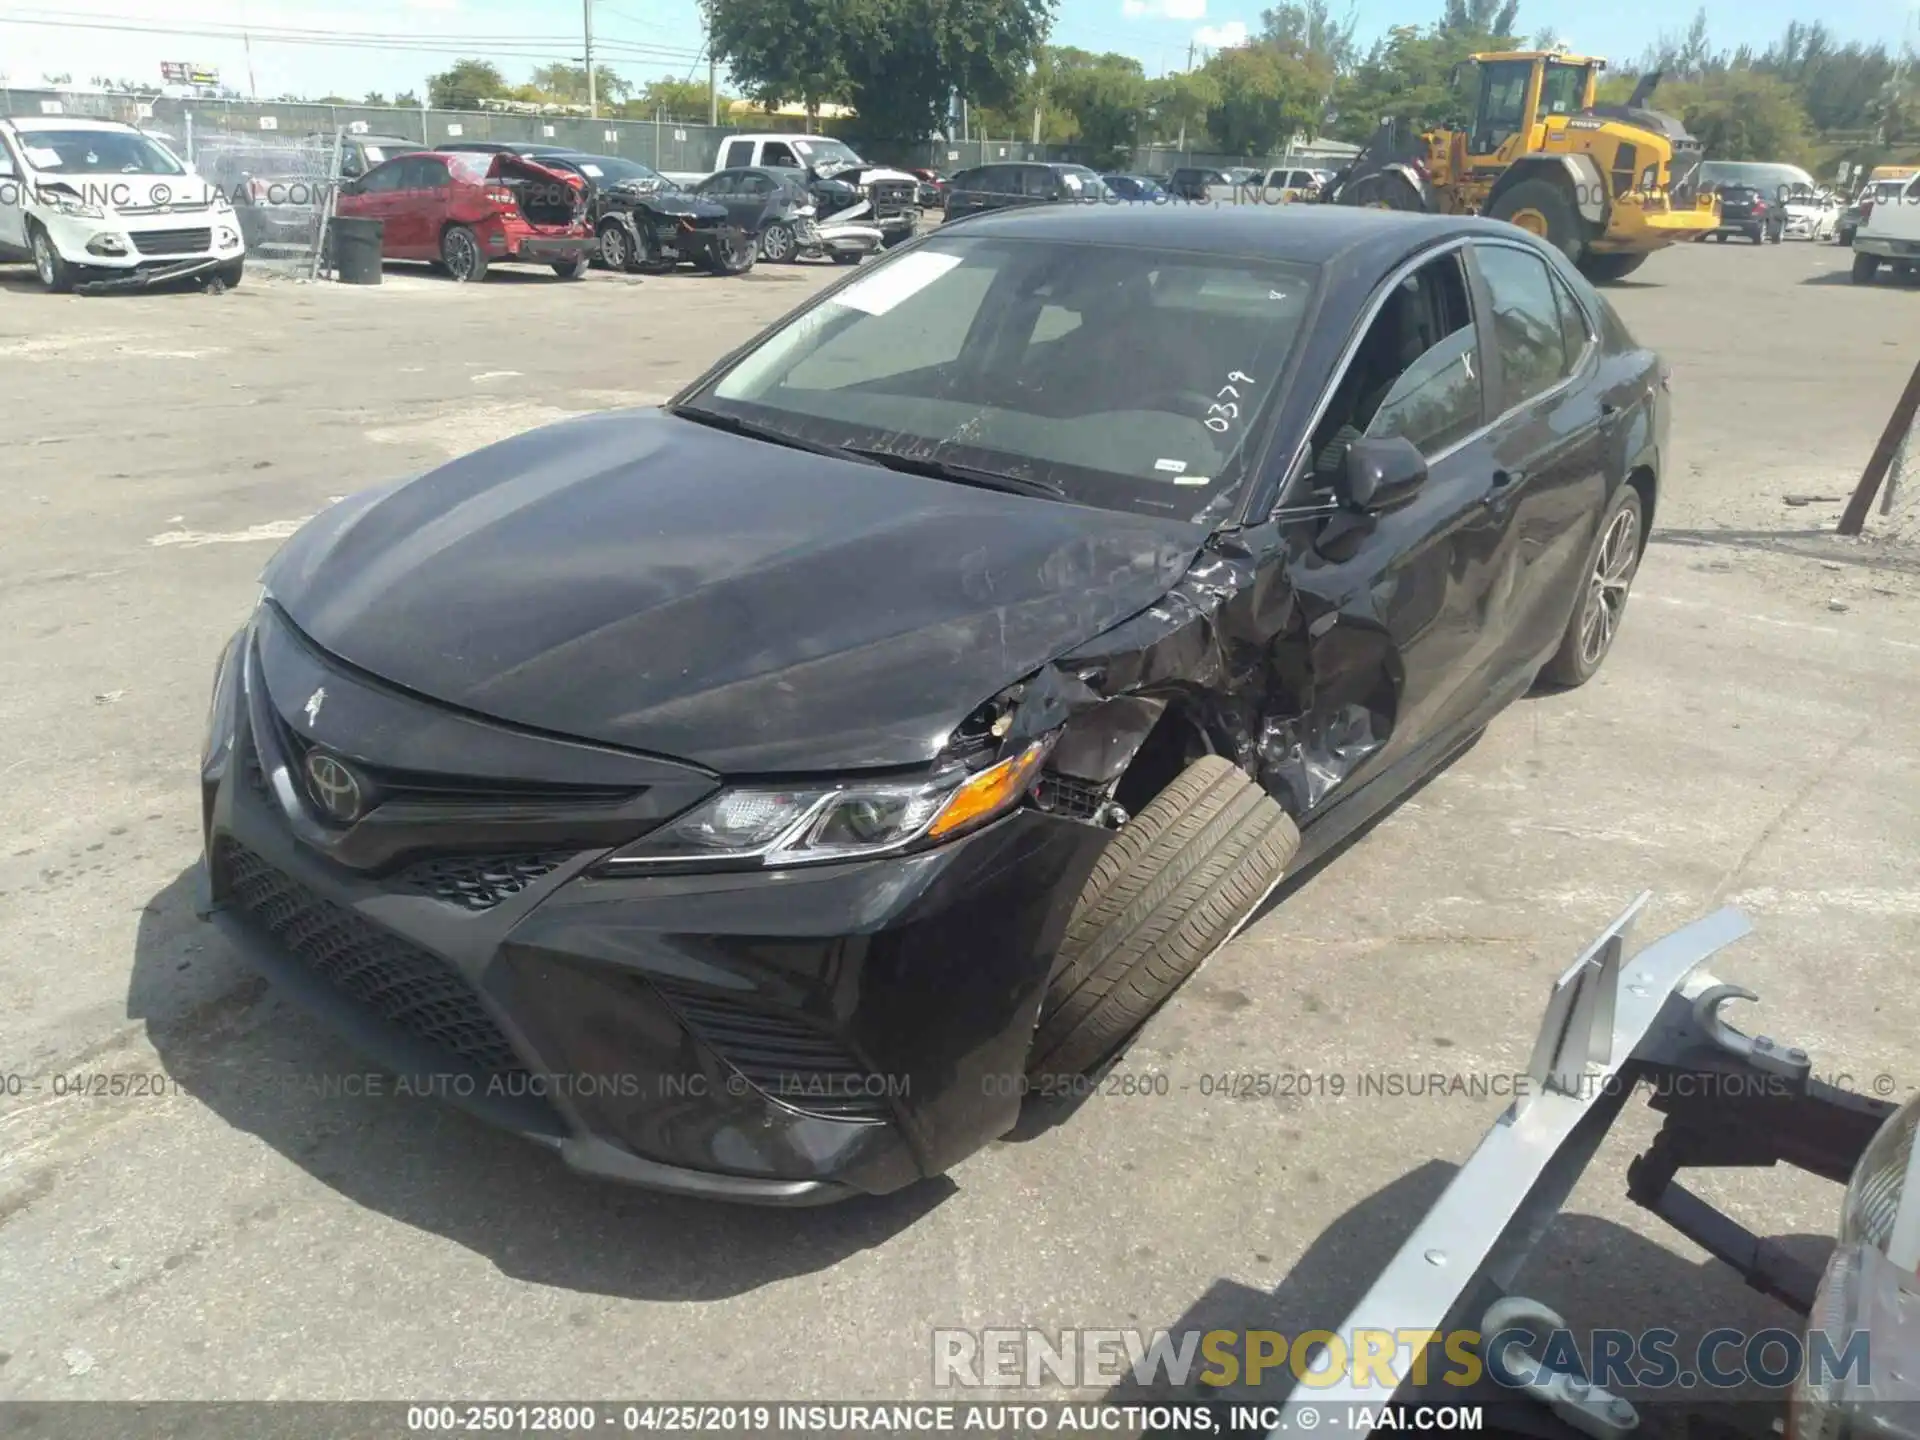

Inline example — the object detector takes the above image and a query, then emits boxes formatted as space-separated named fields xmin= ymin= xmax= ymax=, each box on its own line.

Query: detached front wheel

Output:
xmin=1027 ymin=756 xmax=1300 ymax=1081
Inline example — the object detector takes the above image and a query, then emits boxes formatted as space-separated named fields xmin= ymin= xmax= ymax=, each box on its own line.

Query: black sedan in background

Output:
xmin=1102 ymin=173 xmax=1167 ymax=201
xmin=1708 ymin=183 xmax=1784 ymax=244
xmin=530 ymin=151 xmax=754 ymax=274
xmin=944 ymin=161 xmax=1109 ymax=219
xmin=198 ymin=206 xmax=1665 ymax=1204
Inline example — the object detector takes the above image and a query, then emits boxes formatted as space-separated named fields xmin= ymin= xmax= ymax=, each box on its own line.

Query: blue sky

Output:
xmin=0 ymin=0 xmax=1908 ymax=103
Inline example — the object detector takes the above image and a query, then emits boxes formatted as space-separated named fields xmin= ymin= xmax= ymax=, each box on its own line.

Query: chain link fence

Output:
xmin=0 ymin=88 xmax=1351 ymax=182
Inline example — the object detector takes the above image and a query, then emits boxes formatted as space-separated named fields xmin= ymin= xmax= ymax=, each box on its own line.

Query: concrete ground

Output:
xmin=1 ymin=236 xmax=1918 ymax=1409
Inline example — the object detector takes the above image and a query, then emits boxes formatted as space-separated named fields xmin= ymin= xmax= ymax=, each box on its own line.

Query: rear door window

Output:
xmin=1473 ymin=243 xmax=1576 ymax=411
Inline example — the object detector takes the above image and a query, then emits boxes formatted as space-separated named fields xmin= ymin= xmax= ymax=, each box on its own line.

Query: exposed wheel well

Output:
xmin=1111 ymin=701 xmax=1215 ymax=817
xmin=1627 ymin=466 xmax=1657 ymax=552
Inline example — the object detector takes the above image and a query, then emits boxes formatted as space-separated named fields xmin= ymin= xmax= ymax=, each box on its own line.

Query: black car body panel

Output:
xmin=533 ymin=152 xmax=742 ymax=269
xmin=204 ymin=204 xmax=1668 ymax=1201
xmin=262 ymin=407 xmax=1205 ymax=773
xmin=1712 ymin=184 xmax=1780 ymax=240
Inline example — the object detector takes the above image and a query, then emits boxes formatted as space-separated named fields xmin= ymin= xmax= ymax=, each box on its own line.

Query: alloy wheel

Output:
xmin=33 ymin=232 xmax=55 ymax=286
xmin=444 ymin=230 xmax=477 ymax=280
xmin=1578 ymin=505 xmax=1640 ymax=668
xmin=760 ymin=223 xmax=792 ymax=262
xmin=600 ymin=226 xmax=628 ymax=269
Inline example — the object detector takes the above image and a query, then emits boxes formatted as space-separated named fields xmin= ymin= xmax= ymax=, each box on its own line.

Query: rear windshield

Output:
xmin=692 ymin=233 xmax=1319 ymax=525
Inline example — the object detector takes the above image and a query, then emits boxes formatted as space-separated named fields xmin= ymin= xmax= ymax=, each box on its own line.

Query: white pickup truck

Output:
xmin=668 ymin=134 xmax=921 ymax=248
xmin=1852 ymin=170 xmax=1920 ymax=283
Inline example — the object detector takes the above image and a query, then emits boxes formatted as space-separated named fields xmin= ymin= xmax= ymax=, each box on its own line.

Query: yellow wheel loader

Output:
xmin=1326 ymin=51 xmax=1721 ymax=282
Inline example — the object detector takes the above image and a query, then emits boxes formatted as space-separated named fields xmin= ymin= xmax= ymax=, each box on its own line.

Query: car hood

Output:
xmin=610 ymin=180 xmax=726 ymax=219
xmin=264 ymin=408 xmax=1205 ymax=774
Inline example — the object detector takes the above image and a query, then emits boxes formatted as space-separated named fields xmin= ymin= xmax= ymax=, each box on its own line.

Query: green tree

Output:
xmin=1440 ymin=0 xmax=1518 ymax=37
xmin=1260 ymin=0 xmax=1359 ymax=76
xmin=1147 ymin=66 xmax=1220 ymax=147
xmin=1048 ymin=49 xmax=1148 ymax=164
xmin=837 ymin=0 xmax=1054 ymax=140
xmin=426 ymin=59 xmax=509 ymax=110
xmin=395 ymin=89 xmax=421 ymax=107
xmin=709 ymin=0 xmax=854 ymax=123
xmin=1662 ymin=70 xmax=1813 ymax=164
xmin=1202 ymin=43 xmax=1323 ymax=156
xmin=529 ymin=63 xmax=633 ymax=106
xmin=633 ymin=78 xmax=729 ymax=117
xmin=363 ymin=91 xmax=390 ymax=105
xmin=1330 ymin=23 xmax=1488 ymax=142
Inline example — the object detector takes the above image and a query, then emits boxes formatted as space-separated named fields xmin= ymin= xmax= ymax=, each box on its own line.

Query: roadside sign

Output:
xmin=446 ymin=122 xmax=463 ymax=135
xmin=161 ymin=62 xmax=218 ymax=86
xmin=258 ymin=115 xmax=278 ymax=130
xmin=674 ymin=129 xmax=687 ymax=141
xmin=543 ymin=124 xmax=556 ymax=137
xmin=349 ymin=120 xmax=369 ymax=134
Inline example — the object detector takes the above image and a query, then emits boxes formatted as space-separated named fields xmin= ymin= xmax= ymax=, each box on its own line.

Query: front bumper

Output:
xmin=197 ymin=610 xmax=1108 ymax=1202
xmin=1856 ymin=233 xmax=1920 ymax=260
xmin=44 ymin=209 xmax=245 ymax=268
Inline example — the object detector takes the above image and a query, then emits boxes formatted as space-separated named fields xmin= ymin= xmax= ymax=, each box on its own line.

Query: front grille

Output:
xmin=1035 ymin=772 xmax=1108 ymax=821
xmin=131 ymin=228 xmax=213 ymax=256
xmin=869 ymin=181 xmax=916 ymax=214
xmin=216 ymin=838 xmax=528 ymax=1079
xmin=648 ymin=976 xmax=893 ymax=1122
xmin=119 ymin=200 xmax=212 ymax=216
xmin=395 ymin=851 xmax=574 ymax=912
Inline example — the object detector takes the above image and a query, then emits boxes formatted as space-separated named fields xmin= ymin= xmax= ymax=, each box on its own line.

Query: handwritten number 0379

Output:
xmin=1205 ymin=372 xmax=1256 ymax=434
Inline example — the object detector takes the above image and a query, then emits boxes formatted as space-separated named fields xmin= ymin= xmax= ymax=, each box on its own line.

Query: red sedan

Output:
xmin=335 ymin=150 xmax=594 ymax=281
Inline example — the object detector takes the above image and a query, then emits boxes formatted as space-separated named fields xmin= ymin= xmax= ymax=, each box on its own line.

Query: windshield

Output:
xmin=1539 ymin=62 xmax=1588 ymax=116
xmin=12 ymin=127 xmax=184 ymax=176
xmin=792 ymin=138 xmax=865 ymax=175
xmin=573 ymin=155 xmax=663 ymax=185
xmin=689 ymin=235 xmax=1318 ymax=525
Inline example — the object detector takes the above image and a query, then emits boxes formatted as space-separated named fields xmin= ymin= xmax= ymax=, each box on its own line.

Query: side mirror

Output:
xmin=1341 ymin=436 xmax=1428 ymax=514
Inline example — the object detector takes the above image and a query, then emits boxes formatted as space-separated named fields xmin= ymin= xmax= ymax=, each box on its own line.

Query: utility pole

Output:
xmin=707 ymin=2 xmax=718 ymax=126
xmin=584 ymin=0 xmax=597 ymax=117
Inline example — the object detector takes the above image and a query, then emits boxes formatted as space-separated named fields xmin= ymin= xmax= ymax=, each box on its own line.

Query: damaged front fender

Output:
xmin=994 ymin=522 xmax=1399 ymax=834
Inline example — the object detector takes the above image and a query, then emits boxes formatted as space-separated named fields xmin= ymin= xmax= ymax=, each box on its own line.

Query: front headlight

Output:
xmin=50 ymin=195 xmax=105 ymax=219
xmin=1840 ymin=1091 xmax=1920 ymax=1251
xmin=202 ymin=628 xmax=245 ymax=772
xmin=596 ymin=737 xmax=1053 ymax=872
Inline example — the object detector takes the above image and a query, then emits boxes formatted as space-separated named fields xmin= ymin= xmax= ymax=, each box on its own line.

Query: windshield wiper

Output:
xmin=839 ymin=443 xmax=1067 ymax=501
xmin=669 ymin=404 xmax=851 ymax=459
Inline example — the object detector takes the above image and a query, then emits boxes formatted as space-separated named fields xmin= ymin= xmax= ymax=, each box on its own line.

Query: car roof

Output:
xmin=4 ymin=116 xmax=142 ymax=133
xmin=939 ymin=201 xmax=1506 ymax=267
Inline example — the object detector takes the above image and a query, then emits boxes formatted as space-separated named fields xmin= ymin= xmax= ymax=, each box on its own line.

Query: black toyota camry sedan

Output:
xmin=197 ymin=205 xmax=1667 ymax=1204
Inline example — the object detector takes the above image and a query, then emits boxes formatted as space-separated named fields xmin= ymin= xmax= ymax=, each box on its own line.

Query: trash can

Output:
xmin=328 ymin=216 xmax=384 ymax=285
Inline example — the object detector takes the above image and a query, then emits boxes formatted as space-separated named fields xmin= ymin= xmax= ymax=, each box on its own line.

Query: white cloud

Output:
xmin=1121 ymin=0 xmax=1206 ymax=18
xmin=1194 ymin=19 xmax=1248 ymax=46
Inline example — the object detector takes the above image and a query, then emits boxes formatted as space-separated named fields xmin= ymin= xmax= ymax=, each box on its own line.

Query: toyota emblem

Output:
xmin=303 ymin=750 xmax=365 ymax=823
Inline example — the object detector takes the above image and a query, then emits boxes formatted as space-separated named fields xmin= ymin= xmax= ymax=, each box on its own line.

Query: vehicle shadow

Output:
xmin=1101 ymin=1159 xmax=1831 ymax=1428
xmin=130 ymin=866 xmax=953 ymax=1301
xmin=1802 ymin=269 xmax=1920 ymax=288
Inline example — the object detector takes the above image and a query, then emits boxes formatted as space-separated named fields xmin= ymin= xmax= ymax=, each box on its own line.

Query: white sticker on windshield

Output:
xmin=1061 ymin=172 xmax=1082 ymax=192
xmin=832 ymin=251 xmax=962 ymax=316
xmin=580 ymin=163 xmax=604 ymax=177
xmin=23 ymin=146 xmax=63 ymax=169
xmin=1153 ymin=458 xmax=1188 ymax=474
xmin=1174 ymin=475 xmax=1212 ymax=486
xmin=363 ymin=145 xmax=386 ymax=162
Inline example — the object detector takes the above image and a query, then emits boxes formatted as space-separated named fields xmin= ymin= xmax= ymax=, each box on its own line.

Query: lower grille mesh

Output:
xmin=216 ymin=839 xmax=527 ymax=1078
xmin=648 ymin=976 xmax=893 ymax=1122
xmin=396 ymin=852 xmax=573 ymax=912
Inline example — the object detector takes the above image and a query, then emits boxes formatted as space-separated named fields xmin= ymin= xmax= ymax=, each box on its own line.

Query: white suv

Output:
xmin=0 ymin=117 xmax=246 ymax=292
xmin=1853 ymin=172 xmax=1920 ymax=284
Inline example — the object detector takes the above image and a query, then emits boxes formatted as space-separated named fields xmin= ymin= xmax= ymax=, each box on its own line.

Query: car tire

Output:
xmin=1344 ymin=170 xmax=1425 ymax=212
xmin=1580 ymin=252 xmax=1648 ymax=284
xmin=550 ymin=254 xmax=590 ymax=280
xmin=1539 ymin=484 xmax=1645 ymax=689
xmin=1894 ymin=261 xmax=1915 ymax=282
xmin=1487 ymin=177 xmax=1586 ymax=266
xmin=213 ymin=259 xmax=244 ymax=289
xmin=29 ymin=223 xmax=76 ymax=294
xmin=596 ymin=219 xmax=634 ymax=271
xmin=1749 ymin=227 xmax=1763 ymax=244
xmin=758 ymin=221 xmax=795 ymax=263
xmin=704 ymin=229 xmax=757 ymax=276
xmin=1026 ymin=756 xmax=1300 ymax=1081
xmin=832 ymin=251 xmax=864 ymax=265
xmin=1853 ymin=253 xmax=1880 ymax=285
xmin=440 ymin=224 xmax=488 ymax=283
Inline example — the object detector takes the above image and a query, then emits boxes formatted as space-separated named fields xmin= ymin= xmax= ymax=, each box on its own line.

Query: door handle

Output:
xmin=1483 ymin=469 xmax=1525 ymax=505
xmin=1600 ymin=401 xmax=1621 ymax=423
